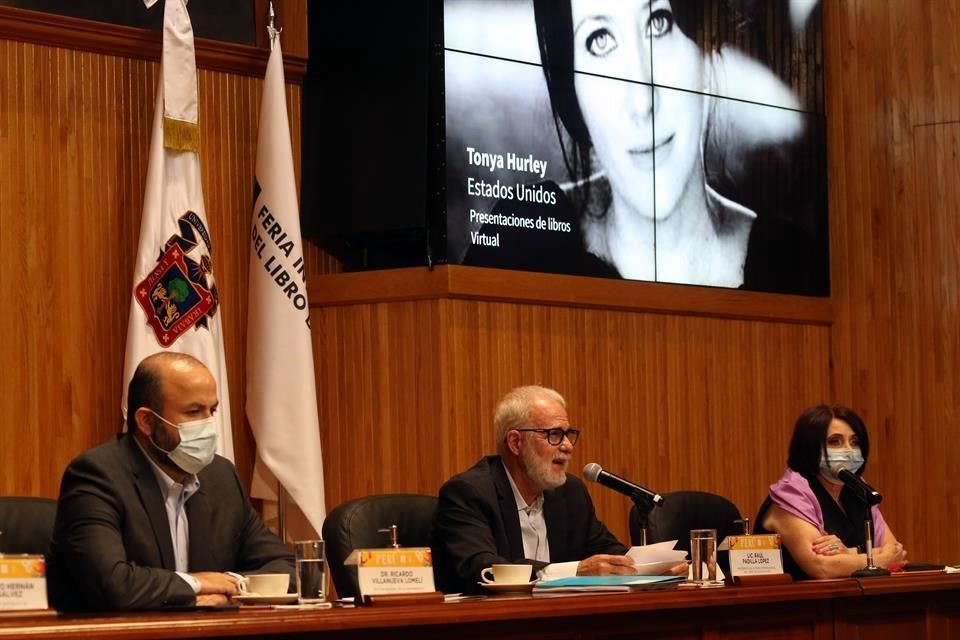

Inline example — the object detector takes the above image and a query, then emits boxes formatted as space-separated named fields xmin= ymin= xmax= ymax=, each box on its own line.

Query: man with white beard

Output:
xmin=433 ymin=385 xmax=641 ymax=594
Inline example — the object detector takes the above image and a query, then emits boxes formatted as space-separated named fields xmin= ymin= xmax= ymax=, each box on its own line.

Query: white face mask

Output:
xmin=819 ymin=448 xmax=864 ymax=485
xmin=150 ymin=411 xmax=218 ymax=475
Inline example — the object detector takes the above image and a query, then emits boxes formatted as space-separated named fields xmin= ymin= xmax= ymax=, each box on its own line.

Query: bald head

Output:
xmin=126 ymin=352 xmax=210 ymax=432
xmin=494 ymin=385 xmax=566 ymax=455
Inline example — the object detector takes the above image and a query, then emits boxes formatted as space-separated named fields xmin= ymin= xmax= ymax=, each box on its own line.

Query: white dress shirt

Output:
xmin=502 ymin=462 xmax=579 ymax=579
xmin=502 ymin=461 xmax=550 ymax=563
xmin=136 ymin=438 xmax=202 ymax=594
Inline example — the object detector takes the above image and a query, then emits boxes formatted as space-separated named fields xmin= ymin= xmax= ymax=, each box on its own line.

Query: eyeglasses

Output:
xmin=512 ymin=427 xmax=580 ymax=446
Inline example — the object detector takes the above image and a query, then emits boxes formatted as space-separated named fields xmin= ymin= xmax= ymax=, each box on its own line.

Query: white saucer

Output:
xmin=478 ymin=580 xmax=538 ymax=593
xmin=233 ymin=593 xmax=299 ymax=605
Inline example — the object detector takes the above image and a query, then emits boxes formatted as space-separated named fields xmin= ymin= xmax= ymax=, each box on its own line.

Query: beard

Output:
xmin=150 ymin=417 xmax=179 ymax=454
xmin=521 ymin=444 xmax=568 ymax=492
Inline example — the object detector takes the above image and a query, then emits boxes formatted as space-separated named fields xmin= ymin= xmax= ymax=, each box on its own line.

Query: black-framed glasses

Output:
xmin=513 ymin=427 xmax=580 ymax=446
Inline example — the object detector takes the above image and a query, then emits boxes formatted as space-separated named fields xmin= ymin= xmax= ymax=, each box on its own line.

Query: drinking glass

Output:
xmin=690 ymin=529 xmax=718 ymax=584
xmin=295 ymin=539 xmax=327 ymax=603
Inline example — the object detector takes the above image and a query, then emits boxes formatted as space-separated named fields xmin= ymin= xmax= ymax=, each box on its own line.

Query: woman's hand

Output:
xmin=872 ymin=542 xmax=908 ymax=569
xmin=811 ymin=534 xmax=850 ymax=556
xmin=763 ymin=504 xmax=874 ymax=579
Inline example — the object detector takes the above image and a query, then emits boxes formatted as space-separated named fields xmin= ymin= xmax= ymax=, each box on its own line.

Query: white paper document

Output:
xmin=626 ymin=540 xmax=689 ymax=575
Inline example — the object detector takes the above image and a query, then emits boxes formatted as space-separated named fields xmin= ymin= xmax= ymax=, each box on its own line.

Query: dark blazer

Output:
xmin=48 ymin=433 xmax=294 ymax=611
xmin=433 ymin=456 xmax=626 ymax=593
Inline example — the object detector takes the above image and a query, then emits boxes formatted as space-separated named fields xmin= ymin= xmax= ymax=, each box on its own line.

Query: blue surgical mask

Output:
xmin=819 ymin=448 xmax=864 ymax=484
xmin=150 ymin=410 xmax=218 ymax=475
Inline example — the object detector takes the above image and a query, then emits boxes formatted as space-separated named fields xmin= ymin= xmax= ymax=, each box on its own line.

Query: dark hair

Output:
xmin=127 ymin=361 xmax=164 ymax=432
xmin=531 ymin=1 xmax=758 ymax=220
xmin=532 ymin=1 xmax=715 ymax=219
xmin=786 ymin=405 xmax=871 ymax=479
xmin=126 ymin=352 xmax=204 ymax=431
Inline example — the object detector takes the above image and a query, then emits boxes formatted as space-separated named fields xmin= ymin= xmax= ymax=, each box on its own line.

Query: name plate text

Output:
xmin=728 ymin=535 xmax=784 ymax=577
xmin=0 ymin=555 xmax=48 ymax=610
xmin=347 ymin=548 xmax=435 ymax=597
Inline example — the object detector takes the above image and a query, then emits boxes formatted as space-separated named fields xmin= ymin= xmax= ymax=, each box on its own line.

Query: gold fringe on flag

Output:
xmin=163 ymin=116 xmax=200 ymax=153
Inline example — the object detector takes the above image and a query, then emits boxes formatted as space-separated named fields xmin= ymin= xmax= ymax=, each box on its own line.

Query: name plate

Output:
xmin=0 ymin=555 xmax=49 ymax=610
xmin=727 ymin=535 xmax=784 ymax=577
xmin=346 ymin=548 xmax=435 ymax=597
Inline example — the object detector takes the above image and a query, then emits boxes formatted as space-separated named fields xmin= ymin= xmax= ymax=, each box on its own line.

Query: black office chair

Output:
xmin=322 ymin=494 xmax=438 ymax=599
xmin=0 ymin=497 xmax=57 ymax=556
xmin=629 ymin=490 xmax=742 ymax=576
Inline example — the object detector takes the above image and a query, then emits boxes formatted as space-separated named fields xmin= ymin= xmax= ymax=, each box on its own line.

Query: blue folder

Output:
xmin=535 ymin=575 xmax=684 ymax=590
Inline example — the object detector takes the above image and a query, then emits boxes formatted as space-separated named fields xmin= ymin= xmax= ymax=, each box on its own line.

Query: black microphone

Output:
xmin=583 ymin=463 xmax=664 ymax=507
xmin=838 ymin=469 xmax=883 ymax=506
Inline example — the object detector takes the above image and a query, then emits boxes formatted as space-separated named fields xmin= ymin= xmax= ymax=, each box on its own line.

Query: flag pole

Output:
xmin=265 ymin=0 xmax=289 ymax=544
xmin=277 ymin=485 xmax=288 ymax=543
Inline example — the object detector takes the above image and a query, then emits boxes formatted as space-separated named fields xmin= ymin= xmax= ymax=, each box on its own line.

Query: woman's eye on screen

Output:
xmin=647 ymin=9 xmax=674 ymax=38
xmin=586 ymin=28 xmax=618 ymax=57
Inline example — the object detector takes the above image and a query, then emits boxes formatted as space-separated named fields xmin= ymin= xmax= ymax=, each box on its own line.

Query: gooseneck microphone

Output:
xmin=583 ymin=463 xmax=664 ymax=507
xmin=838 ymin=469 xmax=883 ymax=506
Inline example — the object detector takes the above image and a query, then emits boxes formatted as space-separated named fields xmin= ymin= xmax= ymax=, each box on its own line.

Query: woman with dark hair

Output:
xmin=754 ymin=405 xmax=907 ymax=579
xmin=526 ymin=0 xmax=807 ymax=287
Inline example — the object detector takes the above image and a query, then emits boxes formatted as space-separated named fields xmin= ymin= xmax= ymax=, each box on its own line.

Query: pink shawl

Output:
xmin=768 ymin=469 xmax=887 ymax=546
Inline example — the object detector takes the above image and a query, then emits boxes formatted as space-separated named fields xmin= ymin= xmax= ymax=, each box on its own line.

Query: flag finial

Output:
xmin=267 ymin=1 xmax=282 ymax=49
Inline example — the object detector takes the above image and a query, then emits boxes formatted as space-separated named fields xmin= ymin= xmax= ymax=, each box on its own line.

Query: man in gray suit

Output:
xmin=49 ymin=352 xmax=293 ymax=611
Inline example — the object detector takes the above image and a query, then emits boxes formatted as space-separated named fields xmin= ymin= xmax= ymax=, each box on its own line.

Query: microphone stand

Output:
xmin=851 ymin=495 xmax=889 ymax=577
xmin=853 ymin=482 xmax=890 ymax=578
xmin=632 ymin=493 xmax=660 ymax=546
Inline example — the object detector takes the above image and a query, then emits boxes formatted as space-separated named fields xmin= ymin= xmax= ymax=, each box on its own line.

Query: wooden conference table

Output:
xmin=3 ymin=573 xmax=959 ymax=640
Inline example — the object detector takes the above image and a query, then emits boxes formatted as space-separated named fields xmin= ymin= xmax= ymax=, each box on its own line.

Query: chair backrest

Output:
xmin=0 ymin=497 xmax=57 ymax=556
xmin=321 ymin=494 xmax=438 ymax=599
xmin=630 ymin=490 xmax=742 ymax=576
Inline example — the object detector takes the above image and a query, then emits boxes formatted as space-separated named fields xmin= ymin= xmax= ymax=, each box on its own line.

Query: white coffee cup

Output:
xmin=244 ymin=573 xmax=290 ymax=596
xmin=480 ymin=564 xmax=532 ymax=585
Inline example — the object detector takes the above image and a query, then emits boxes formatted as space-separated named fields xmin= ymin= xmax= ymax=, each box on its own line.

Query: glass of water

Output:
xmin=295 ymin=539 xmax=327 ymax=603
xmin=690 ymin=529 xmax=718 ymax=584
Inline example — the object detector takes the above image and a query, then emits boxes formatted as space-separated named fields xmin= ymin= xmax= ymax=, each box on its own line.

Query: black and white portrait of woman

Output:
xmin=446 ymin=0 xmax=829 ymax=295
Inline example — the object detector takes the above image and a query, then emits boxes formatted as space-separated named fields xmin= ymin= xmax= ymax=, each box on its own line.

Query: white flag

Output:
xmin=121 ymin=0 xmax=234 ymax=461
xmin=246 ymin=36 xmax=326 ymax=536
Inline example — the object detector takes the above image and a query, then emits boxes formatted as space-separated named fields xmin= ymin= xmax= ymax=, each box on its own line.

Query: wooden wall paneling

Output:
xmin=312 ymin=300 xmax=448 ymax=507
xmin=277 ymin=0 xmax=307 ymax=60
xmin=833 ymin=596 xmax=939 ymax=640
xmin=826 ymin=0 xmax=960 ymax=564
xmin=572 ymin=312 xmax=831 ymax=542
xmin=0 ymin=0 xmax=314 ymax=497
xmin=883 ymin=122 xmax=960 ymax=562
xmin=709 ymin=601 xmax=834 ymax=640
xmin=307 ymin=266 xmax=833 ymax=325
xmin=312 ymin=291 xmax=831 ymax=546
xmin=0 ymin=42 xmax=155 ymax=495
xmin=0 ymin=6 xmax=307 ymax=81
xmin=254 ymin=0 xmax=308 ymax=59
xmin=912 ymin=1 xmax=960 ymax=127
